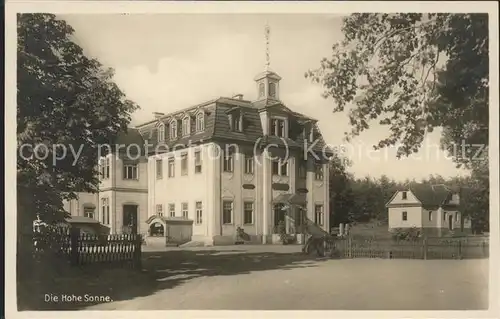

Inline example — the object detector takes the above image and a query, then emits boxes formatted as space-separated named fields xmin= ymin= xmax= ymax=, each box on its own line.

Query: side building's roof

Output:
xmin=386 ymin=183 xmax=457 ymax=209
xmin=409 ymin=184 xmax=452 ymax=207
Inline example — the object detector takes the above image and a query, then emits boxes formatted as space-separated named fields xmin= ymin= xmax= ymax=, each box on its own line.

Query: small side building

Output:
xmin=386 ymin=184 xmax=472 ymax=237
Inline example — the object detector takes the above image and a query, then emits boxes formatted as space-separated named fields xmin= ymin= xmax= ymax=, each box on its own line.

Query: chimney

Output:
xmin=232 ymin=94 xmax=244 ymax=100
xmin=153 ymin=112 xmax=165 ymax=119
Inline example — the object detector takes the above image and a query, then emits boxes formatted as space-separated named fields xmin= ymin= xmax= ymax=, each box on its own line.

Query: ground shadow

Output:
xmin=17 ymin=247 xmax=328 ymax=310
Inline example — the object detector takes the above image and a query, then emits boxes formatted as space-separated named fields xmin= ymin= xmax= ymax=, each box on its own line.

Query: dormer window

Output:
xmin=157 ymin=123 xmax=165 ymax=143
xmin=228 ymin=109 xmax=243 ymax=132
xmin=190 ymin=115 xmax=196 ymax=133
xmin=182 ymin=117 xmax=190 ymax=136
xmin=270 ymin=118 xmax=286 ymax=137
xmin=234 ymin=115 xmax=242 ymax=132
xmin=170 ymin=121 xmax=177 ymax=140
xmin=196 ymin=113 xmax=205 ymax=132
xmin=402 ymin=191 xmax=407 ymax=200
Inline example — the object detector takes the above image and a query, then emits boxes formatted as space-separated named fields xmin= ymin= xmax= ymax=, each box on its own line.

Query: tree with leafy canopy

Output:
xmin=17 ymin=14 xmax=139 ymax=228
xmin=328 ymin=153 xmax=355 ymax=225
xmin=307 ymin=13 xmax=489 ymax=225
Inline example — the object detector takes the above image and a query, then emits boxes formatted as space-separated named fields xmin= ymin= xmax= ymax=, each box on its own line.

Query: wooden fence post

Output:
xmin=423 ymin=238 xmax=428 ymax=260
xmin=133 ymin=234 xmax=142 ymax=270
xmin=70 ymin=227 xmax=79 ymax=266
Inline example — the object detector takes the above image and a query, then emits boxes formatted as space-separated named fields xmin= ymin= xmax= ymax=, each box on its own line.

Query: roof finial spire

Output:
xmin=265 ymin=23 xmax=270 ymax=71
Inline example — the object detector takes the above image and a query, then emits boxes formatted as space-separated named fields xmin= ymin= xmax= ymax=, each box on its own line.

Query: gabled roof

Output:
xmin=409 ymin=183 xmax=452 ymax=207
xmin=386 ymin=183 xmax=456 ymax=208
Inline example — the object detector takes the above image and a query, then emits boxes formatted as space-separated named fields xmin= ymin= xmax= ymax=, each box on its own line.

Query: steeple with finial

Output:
xmin=254 ymin=23 xmax=281 ymax=101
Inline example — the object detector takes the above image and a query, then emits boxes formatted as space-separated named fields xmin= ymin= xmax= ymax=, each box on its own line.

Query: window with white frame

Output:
xmin=156 ymin=204 xmax=163 ymax=217
xmin=195 ymin=201 xmax=202 ymax=224
xmin=101 ymin=198 xmax=110 ymax=225
xmin=170 ymin=121 xmax=177 ymax=140
xmin=83 ymin=207 xmax=95 ymax=219
xmin=181 ymin=153 xmax=188 ymax=176
xmin=244 ymin=154 xmax=254 ymax=174
xmin=428 ymin=211 xmax=433 ymax=221
xmin=243 ymin=202 xmax=254 ymax=225
xmin=402 ymin=191 xmax=407 ymax=200
xmin=123 ymin=163 xmax=138 ymax=180
xmin=272 ymin=159 xmax=288 ymax=176
xmin=156 ymin=159 xmax=163 ymax=179
xmin=270 ymin=118 xmax=286 ymax=137
xmin=169 ymin=203 xmax=175 ymax=217
xmin=314 ymin=162 xmax=324 ymax=180
xmin=182 ymin=117 xmax=190 ymax=136
xmin=157 ymin=123 xmax=165 ymax=143
xmin=314 ymin=204 xmax=324 ymax=226
xmin=455 ymin=212 xmax=459 ymax=222
xmin=402 ymin=211 xmax=408 ymax=221
xmin=233 ymin=114 xmax=242 ymax=132
xmin=182 ymin=202 xmax=188 ymax=219
xmin=222 ymin=201 xmax=233 ymax=224
xmin=194 ymin=150 xmax=202 ymax=173
xmin=223 ymin=151 xmax=234 ymax=172
xmin=100 ymin=157 xmax=110 ymax=179
xmin=196 ymin=113 xmax=205 ymax=132
xmin=168 ymin=157 xmax=175 ymax=178
xmin=443 ymin=212 xmax=447 ymax=221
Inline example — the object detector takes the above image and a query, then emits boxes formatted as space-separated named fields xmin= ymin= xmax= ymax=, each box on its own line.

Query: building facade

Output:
xmin=64 ymin=68 xmax=333 ymax=245
xmin=386 ymin=184 xmax=472 ymax=236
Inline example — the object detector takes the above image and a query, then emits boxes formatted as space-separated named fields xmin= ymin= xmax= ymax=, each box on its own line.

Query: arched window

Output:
xmin=182 ymin=117 xmax=190 ymax=136
xmin=170 ymin=121 xmax=177 ymax=140
xmin=157 ymin=123 xmax=165 ymax=143
xmin=196 ymin=113 xmax=205 ymax=132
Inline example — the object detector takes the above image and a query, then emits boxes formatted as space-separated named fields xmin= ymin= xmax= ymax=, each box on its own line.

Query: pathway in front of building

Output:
xmin=86 ymin=245 xmax=489 ymax=310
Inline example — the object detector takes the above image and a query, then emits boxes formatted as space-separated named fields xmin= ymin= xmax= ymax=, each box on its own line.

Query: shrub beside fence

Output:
xmin=329 ymin=236 xmax=489 ymax=260
xmin=24 ymin=227 xmax=142 ymax=269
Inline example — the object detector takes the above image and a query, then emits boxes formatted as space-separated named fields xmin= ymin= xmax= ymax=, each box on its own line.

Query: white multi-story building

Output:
xmin=64 ymin=67 xmax=333 ymax=245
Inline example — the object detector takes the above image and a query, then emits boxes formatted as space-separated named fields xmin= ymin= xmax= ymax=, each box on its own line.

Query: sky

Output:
xmin=61 ymin=13 xmax=469 ymax=181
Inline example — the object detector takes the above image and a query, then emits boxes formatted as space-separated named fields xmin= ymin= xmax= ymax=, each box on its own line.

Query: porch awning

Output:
xmin=272 ymin=193 xmax=307 ymax=205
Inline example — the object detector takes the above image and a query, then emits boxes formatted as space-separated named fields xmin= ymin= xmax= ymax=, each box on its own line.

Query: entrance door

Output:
xmin=448 ymin=215 xmax=453 ymax=230
xmin=123 ymin=205 xmax=138 ymax=234
xmin=273 ymin=203 xmax=286 ymax=232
